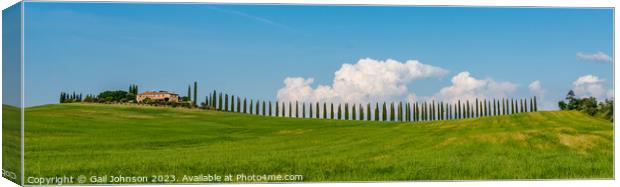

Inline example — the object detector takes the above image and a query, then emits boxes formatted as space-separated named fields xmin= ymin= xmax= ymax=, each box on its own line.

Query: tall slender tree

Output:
xmin=193 ymin=81 xmax=197 ymax=106
xmin=262 ymin=101 xmax=266 ymax=116
xmin=316 ymin=102 xmax=320 ymax=119
xmin=275 ymin=101 xmax=279 ymax=116
xmin=345 ymin=103 xmax=350 ymax=120
xmin=367 ymin=103 xmax=371 ymax=121
xmin=250 ymin=99 xmax=254 ymax=114
xmin=382 ymin=102 xmax=387 ymax=121
xmin=224 ymin=94 xmax=229 ymax=111
xmin=188 ymin=85 xmax=192 ymax=103
xmin=218 ymin=93 xmax=223 ymax=111
xmin=302 ymin=102 xmax=306 ymax=118
xmin=269 ymin=101 xmax=272 ymax=116
xmin=330 ymin=103 xmax=334 ymax=119
xmin=309 ymin=102 xmax=312 ymax=118
xmin=337 ymin=104 xmax=342 ymax=120
xmin=323 ymin=102 xmax=328 ymax=119
xmin=352 ymin=104 xmax=356 ymax=120
xmin=243 ymin=98 xmax=247 ymax=113
xmin=375 ymin=103 xmax=380 ymax=121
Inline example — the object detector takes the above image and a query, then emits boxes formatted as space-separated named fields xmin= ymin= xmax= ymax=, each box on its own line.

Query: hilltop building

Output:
xmin=136 ymin=91 xmax=180 ymax=102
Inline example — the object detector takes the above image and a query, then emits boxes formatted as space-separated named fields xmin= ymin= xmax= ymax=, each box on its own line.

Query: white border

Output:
xmin=0 ymin=1 xmax=617 ymax=187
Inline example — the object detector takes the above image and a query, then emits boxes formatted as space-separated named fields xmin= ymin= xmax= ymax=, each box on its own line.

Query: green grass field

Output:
xmin=19 ymin=103 xmax=613 ymax=183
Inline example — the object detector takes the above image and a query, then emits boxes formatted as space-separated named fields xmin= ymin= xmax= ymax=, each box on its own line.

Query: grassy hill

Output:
xmin=21 ymin=103 xmax=612 ymax=183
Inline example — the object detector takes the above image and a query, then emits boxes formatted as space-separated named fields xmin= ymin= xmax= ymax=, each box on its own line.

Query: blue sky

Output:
xmin=22 ymin=2 xmax=613 ymax=108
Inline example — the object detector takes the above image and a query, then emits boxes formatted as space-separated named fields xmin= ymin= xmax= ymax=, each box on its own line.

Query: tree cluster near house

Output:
xmin=558 ymin=90 xmax=614 ymax=121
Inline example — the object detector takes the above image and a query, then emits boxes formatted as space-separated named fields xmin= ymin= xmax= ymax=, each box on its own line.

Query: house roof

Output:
xmin=138 ymin=91 xmax=179 ymax=96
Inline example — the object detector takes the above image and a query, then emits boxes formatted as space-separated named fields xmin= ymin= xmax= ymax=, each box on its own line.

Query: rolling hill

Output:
xmin=18 ymin=103 xmax=613 ymax=183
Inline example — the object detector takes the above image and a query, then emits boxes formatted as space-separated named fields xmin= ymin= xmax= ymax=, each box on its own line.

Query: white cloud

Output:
xmin=435 ymin=71 xmax=517 ymax=103
xmin=607 ymin=89 xmax=614 ymax=99
xmin=576 ymin=52 xmax=613 ymax=63
xmin=572 ymin=75 xmax=606 ymax=99
xmin=528 ymin=80 xmax=545 ymax=96
xmin=276 ymin=58 xmax=448 ymax=104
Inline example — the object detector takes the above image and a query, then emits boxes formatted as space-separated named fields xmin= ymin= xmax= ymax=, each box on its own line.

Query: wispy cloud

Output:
xmin=206 ymin=6 xmax=291 ymax=30
xmin=576 ymin=52 xmax=613 ymax=63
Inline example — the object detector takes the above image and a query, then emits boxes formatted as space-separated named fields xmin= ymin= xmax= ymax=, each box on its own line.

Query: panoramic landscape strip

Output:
xmin=59 ymin=82 xmax=540 ymax=123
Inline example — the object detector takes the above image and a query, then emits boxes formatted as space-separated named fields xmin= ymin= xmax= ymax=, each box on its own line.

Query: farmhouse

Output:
xmin=136 ymin=91 xmax=180 ymax=102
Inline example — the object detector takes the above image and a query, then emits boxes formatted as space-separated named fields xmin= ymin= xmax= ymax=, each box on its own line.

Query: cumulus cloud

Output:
xmin=572 ymin=75 xmax=607 ymax=99
xmin=528 ymin=80 xmax=545 ymax=96
xmin=435 ymin=71 xmax=517 ymax=103
xmin=577 ymin=52 xmax=613 ymax=63
xmin=276 ymin=58 xmax=448 ymax=104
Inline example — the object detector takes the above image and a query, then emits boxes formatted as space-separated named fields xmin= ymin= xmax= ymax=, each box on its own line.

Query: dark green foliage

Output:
xmin=316 ymin=102 xmax=320 ymax=119
xmin=224 ymin=94 xmax=229 ymax=111
xmin=193 ymin=81 xmax=197 ymax=106
xmin=295 ymin=101 xmax=299 ymax=118
xmin=275 ymin=101 xmax=280 ymax=116
xmin=382 ymin=102 xmax=387 ymax=121
xmin=309 ymin=103 xmax=312 ymax=118
xmin=457 ymin=100 xmax=461 ymax=119
xmin=345 ymin=103 xmax=349 ymax=120
xmin=187 ymin=85 xmax=191 ymax=102
xmin=330 ymin=103 xmax=334 ymax=119
xmin=366 ymin=103 xmax=371 ymax=121
xmin=375 ymin=103 xmax=379 ymax=121
xmin=237 ymin=97 xmax=241 ymax=112
xmin=351 ymin=104 xmax=356 ymax=120
xmin=212 ymin=91 xmax=217 ymax=108
xmin=250 ymin=99 xmax=254 ymax=114
xmin=558 ymin=90 xmax=614 ymax=121
xmin=97 ymin=90 xmax=130 ymax=103
xmin=218 ymin=93 xmax=223 ymax=111
xmin=337 ymin=104 xmax=342 ymax=120
xmin=243 ymin=98 xmax=247 ymax=113
xmin=534 ymin=96 xmax=538 ymax=112
xmin=269 ymin=101 xmax=272 ymax=116
xmin=302 ymin=102 xmax=306 ymax=118
xmin=262 ymin=101 xmax=266 ymax=116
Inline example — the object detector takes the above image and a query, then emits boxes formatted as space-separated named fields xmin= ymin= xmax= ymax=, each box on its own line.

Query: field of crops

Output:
xmin=15 ymin=103 xmax=614 ymax=184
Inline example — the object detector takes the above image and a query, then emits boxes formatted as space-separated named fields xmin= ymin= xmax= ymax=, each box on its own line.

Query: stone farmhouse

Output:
xmin=136 ymin=91 xmax=180 ymax=102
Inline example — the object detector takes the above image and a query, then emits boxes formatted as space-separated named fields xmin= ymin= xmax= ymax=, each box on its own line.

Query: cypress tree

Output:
xmin=193 ymin=81 xmax=197 ymax=106
xmin=351 ymin=104 xmax=356 ymax=120
xmin=337 ymin=104 xmax=342 ymax=120
xmin=533 ymin=96 xmax=538 ymax=112
xmin=231 ymin=95 xmax=235 ymax=111
xmin=224 ymin=94 xmax=229 ymax=111
xmin=367 ymin=103 xmax=371 ymax=121
xmin=309 ymin=102 xmax=312 ymax=118
xmin=457 ymin=100 xmax=461 ymax=119
xmin=316 ymin=102 xmax=320 ymax=119
xmin=330 ymin=103 xmax=334 ymax=119
xmin=359 ymin=104 xmax=365 ymax=121
xmin=375 ymin=103 xmax=380 ymax=121
xmin=344 ymin=103 xmax=349 ymax=120
xmin=389 ymin=102 xmax=395 ymax=121
xmin=218 ymin=93 xmax=223 ymax=110
xmin=262 ymin=101 xmax=266 ymax=116
xmin=275 ymin=101 xmax=279 ymax=116
xmin=302 ymin=102 xmax=306 ymax=118
xmin=269 ymin=101 xmax=272 ymax=116
xmin=295 ymin=101 xmax=299 ymax=118
xmin=250 ymin=99 xmax=254 ymax=114
xmin=382 ymin=102 xmax=387 ymax=121
xmin=212 ymin=91 xmax=217 ymax=108
xmin=205 ymin=96 xmax=209 ymax=108
xmin=256 ymin=100 xmax=260 ymax=115
xmin=237 ymin=97 xmax=241 ymax=112
xmin=282 ymin=102 xmax=286 ymax=117
xmin=243 ymin=98 xmax=247 ymax=113
xmin=188 ymin=85 xmax=192 ymax=103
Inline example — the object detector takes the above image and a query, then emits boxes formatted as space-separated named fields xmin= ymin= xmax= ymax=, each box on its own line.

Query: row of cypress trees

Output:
xmin=205 ymin=90 xmax=538 ymax=122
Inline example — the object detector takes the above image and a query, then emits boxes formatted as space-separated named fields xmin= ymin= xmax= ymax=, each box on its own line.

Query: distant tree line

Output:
xmin=558 ymin=90 xmax=613 ymax=121
xmin=203 ymin=90 xmax=539 ymax=122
